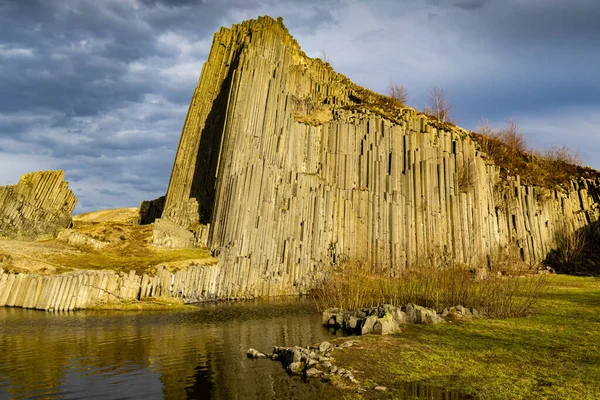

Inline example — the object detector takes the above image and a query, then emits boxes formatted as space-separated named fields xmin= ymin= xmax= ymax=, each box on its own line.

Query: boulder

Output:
xmin=361 ymin=315 xmax=378 ymax=335
xmin=305 ymin=368 xmax=323 ymax=378
xmin=372 ymin=312 xmax=401 ymax=335
xmin=414 ymin=305 xmax=443 ymax=324
xmin=401 ymin=303 xmax=417 ymax=323
xmin=318 ymin=341 xmax=334 ymax=354
xmin=247 ymin=348 xmax=267 ymax=358
xmin=287 ymin=361 xmax=304 ymax=375
xmin=322 ymin=308 xmax=343 ymax=327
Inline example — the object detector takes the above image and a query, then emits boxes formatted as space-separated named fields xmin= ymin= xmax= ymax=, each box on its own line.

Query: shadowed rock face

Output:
xmin=161 ymin=16 xmax=600 ymax=299
xmin=0 ymin=171 xmax=77 ymax=240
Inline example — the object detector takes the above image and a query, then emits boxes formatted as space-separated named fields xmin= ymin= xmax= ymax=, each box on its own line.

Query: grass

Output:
xmin=312 ymin=260 xmax=547 ymax=318
xmin=42 ymin=208 xmax=218 ymax=275
xmin=45 ymin=247 xmax=216 ymax=275
xmin=88 ymin=296 xmax=195 ymax=311
xmin=330 ymin=274 xmax=600 ymax=399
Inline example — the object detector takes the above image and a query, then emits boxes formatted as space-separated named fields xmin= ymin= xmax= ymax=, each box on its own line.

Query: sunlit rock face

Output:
xmin=0 ymin=170 xmax=77 ymax=240
xmin=161 ymin=16 xmax=600 ymax=299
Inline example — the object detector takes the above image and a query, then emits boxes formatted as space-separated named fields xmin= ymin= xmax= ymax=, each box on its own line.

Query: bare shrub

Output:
xmin=477 ymin=119 xmax=505 ymax=160
xmin=542 ymin=145 xmax=582 ymax=166
xmin=549 ymin=222 xmax=587 ymax=269
xmin=387 ymin=80 xmax=408 ymax=104
xmin=424 ymin=85 xmax=452 ymax=123
xmin=500 ymin=120 xmax=527 ymax=155
xmin=311 ymin=259 xmax=548 ymax=318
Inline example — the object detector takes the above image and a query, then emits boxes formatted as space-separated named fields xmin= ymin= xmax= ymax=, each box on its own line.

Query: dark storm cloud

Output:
xmin=0 ymin=0 xmax=598 ymax=212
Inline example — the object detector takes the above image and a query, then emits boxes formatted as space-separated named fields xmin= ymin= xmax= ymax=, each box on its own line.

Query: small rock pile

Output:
xmin=323 ymin=303 xmax=482 ymax=335
xmin=247 ymin=340 xmax=360 ymax=383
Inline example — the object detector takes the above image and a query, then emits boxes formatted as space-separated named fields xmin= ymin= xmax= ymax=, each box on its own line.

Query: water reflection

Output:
xmin=0 ymin=299 xmax=339 ymax=399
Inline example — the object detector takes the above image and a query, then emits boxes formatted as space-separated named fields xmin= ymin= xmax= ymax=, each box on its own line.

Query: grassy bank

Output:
xmin=88 ymin=296 xmax=195 ymax=311
xmin=331 ymin=274 xmax=600 ymax=399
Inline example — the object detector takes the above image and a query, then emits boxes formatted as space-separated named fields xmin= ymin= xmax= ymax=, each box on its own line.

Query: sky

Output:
xmin=1 ymin=0 xmax=599 ymax=213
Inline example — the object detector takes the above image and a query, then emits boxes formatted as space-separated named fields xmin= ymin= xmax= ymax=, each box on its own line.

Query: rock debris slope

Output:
xmin=161 ymin=16 xmax=600 ymax=298
xmin=0 ymin=171 xmax=77 ymax=239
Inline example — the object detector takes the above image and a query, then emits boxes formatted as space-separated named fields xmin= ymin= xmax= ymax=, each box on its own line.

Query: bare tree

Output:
xmin=500 ymin=120 xmax=526 ymax=154
xmin=320 ymin=49 xmax=331 ymax=64
xmin=424 ymin=85 xmax=452 ymax=123
xmin=387 ymin=80 xmax=408 ymax=104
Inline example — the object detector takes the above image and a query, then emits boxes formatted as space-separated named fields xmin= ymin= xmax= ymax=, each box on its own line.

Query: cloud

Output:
xmin=0 ymin=0 xmax=598 ymax=213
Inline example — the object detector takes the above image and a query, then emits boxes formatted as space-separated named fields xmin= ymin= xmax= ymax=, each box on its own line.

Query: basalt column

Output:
xmin=162 ymin=16 xmax=600 ymax=299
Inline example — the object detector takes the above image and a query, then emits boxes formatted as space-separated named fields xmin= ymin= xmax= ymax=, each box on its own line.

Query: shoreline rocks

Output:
xmin=247 ymin=340 xmax=360 ymax=384
xmin=322 ymin=303 xmax=482 ymax=335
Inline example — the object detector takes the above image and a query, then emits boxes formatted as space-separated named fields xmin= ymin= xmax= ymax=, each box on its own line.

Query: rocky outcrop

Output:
xmin=160 ymin=16 xmax=600 ymax=299
xmin=322 ymin=304 xmax=478 ymax=335
xmin=138 ymin=195 xmax=165 ymax=225
xmin=247 ymin=340 xmax=360 ymax=383
xmin=152 ymin=218 xmax=195 ymax=249
xmin=0 ymin=263 xmax=221 ymax=311
xmin=0 ymin=171 xmax=77 ymax=239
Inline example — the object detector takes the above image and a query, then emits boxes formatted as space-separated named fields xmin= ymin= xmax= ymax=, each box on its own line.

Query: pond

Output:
xmin=0 ymin=299 xmax=340 ymax=399
xmin=0 ymin=299 xmax=471 ymax=399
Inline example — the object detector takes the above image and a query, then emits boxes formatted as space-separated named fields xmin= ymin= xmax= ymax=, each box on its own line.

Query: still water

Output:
xmin=0 ymin=299 xmax=341 ymax=399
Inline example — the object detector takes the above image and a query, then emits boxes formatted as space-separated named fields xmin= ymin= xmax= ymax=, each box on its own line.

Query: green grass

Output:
xmin=331 ymin=275 xmax=600 ymax=399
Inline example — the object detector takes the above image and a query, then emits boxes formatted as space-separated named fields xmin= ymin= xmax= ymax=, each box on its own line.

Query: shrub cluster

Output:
xmin=472 ymin=120 xmax=588 ymax=188
xmin=311 ymin=259 xmax=548 ymax=318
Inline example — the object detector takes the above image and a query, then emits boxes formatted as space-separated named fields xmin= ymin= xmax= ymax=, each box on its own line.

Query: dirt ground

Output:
xmin=0 ymin=208 xmax=217 ymax=275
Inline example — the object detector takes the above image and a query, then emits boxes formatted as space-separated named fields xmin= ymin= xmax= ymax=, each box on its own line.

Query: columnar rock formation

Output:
xmin=0 ymin=265 xmax=221 ymax=311
xmin=0 ymin=171 xmax=77 ymax=239
xmin=159 ymin=16 xmax=600 ymax=298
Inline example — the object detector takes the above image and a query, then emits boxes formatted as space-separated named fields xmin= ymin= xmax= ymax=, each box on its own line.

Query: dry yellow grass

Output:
xmin=0 ymin=208 xmax=217 ymax=275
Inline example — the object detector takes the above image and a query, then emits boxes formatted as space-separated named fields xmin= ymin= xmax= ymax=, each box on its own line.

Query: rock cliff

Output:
xmin=0 ymin=171 xmax=77 ymax=239
xmin=161 ymin=16 xmax=600 ymax=298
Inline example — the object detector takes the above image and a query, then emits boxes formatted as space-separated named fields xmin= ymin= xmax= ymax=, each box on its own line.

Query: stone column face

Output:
xmin=0 ymin=170 xmax=77 ymax=239
xmin=161 ymin=16 xmax=600 ymax=299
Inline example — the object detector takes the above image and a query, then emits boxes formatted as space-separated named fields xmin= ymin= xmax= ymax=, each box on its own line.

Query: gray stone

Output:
xmin=318 ymin=341 xmax=334 ymax=354
xmin=338 ymin=340 xmax=359 ymax=348
xmin=306 ymin=368 xmax=323 ymax=378
xmin=322 ymin=308 xmax=342 ymax=326
xmin=287 ymin=361 xmax=305 ymax=375
xmin=246 ymin=348 xmax=267 ymax=358
xmin=321 ymin=361 xmax=332 ymax=371
xmin=307 ymin=358 xmax=318 ymax=368
xmin=401 ymin=304 xmax=417 ymax=323
xmin=348 ymin=315 xmax=360 ymax=330
xmin=361 ymin=315 xmax=378 ymax=335
xmin=372 ymin=312 xmax=400 ymax=335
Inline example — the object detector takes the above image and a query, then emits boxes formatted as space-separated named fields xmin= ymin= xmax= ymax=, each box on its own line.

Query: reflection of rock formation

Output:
xmin=157 ymin=16 xmax=600 ymax=298
xmin=0 ymin=170 xmax=77 ymax=239
xmin=0 ymin=301 xmax=336 ymax=399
